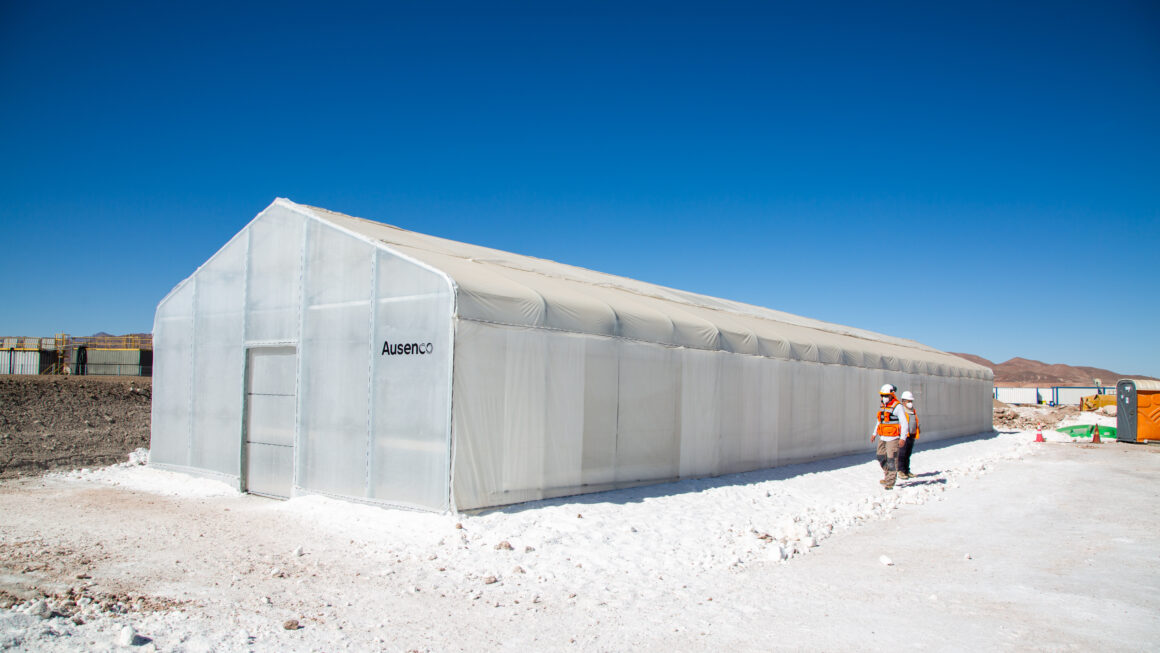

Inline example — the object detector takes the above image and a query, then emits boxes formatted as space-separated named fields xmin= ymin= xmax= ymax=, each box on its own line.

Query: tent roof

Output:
xmin=276 ymin=198 xmax=990 ymax=379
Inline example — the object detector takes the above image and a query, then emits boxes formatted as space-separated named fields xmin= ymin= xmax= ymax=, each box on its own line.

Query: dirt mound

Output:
xmin=991 ymin=400 xmax=1077 ymax=431
xmin=0 ymin=376 xmax=151 ymax=479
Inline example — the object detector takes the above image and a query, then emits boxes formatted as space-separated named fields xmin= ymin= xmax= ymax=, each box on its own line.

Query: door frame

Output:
xmin=240 ymin=343 xmax=298 ymax=497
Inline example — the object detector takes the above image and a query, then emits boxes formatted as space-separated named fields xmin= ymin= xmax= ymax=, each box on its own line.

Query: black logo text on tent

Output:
xmin=381 ymin=341 xmax=434 ymax=356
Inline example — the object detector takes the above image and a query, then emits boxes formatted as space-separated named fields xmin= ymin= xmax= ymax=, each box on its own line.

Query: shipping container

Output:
xmin=1056 ymin=386 xmax=1112 ymax=406
xmin=0 ymin=350 xmax=41 ymax=375
xmin=996 ymin=387 xmax=1039 ymax=404
xmin=80 ymin=349 xmax=151 ymax=376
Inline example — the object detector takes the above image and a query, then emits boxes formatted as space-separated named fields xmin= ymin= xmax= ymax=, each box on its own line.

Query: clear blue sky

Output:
xmin=2 ymin=1 xmax=1158 ymax=376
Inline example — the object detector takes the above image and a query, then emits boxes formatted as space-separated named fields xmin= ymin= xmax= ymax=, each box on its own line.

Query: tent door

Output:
xmin=243 ymin=346 xmax=297 ymax=499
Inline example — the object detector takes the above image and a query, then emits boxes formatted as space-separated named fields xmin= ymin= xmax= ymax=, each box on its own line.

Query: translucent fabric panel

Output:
xmin=780 ymin=363 xmax=823 ymax=464
xmin=579 ymin=337 xmax=618 ymax=487
xmin=246 ymin=206 xmax=304 ymax=343
xmin=190 ymin=236 xmax=246 ymax=476
xmin=855 ymin=367 xmax=881 ymax=439
xmin=151 ymin=280 xmax=195 ymax=467
xmin=717 ymin=354 xmax=764 ymax=474
xmin=298 ymin=223 xmax=373 ymax=499
xmin=369 ymin=249 xmax=453 ymax=511
xmin=904 ymin=377 xmax=930 ymax=428
xmin=923 ymin=378 xmax=944 ymax=434
xmin=542 ymin=334 xmax=586 ymax=493
xmin=817 ymin=365 xmax=849 ymax=456
xmin=499 ymin=329 xmax=549 ymax=496
xmin=758 ymin=358 xmax=785 ymax=467
xmin=451 ymin=321 xmax=508 ymax=509
xmin=678 ymin=348 xmax=721 ymax=478
xmin=615 ymin=341 xmax=678 ymax=483
xmin=452 ymin=322 xmax=575 ymax=509
xmin=450 ymin=324 xmax=995 ymax=511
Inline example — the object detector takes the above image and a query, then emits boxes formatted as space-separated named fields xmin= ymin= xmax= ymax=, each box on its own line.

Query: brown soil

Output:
xmin=0 ymin=376 xmax=151 ymax=479
xmin=991 ymin=399 xmax=1079 ymax=430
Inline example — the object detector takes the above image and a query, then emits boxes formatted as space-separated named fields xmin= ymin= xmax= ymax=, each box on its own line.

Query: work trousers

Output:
xmin=898 ymin=436 xmax=915 ymax=475
xmin=876 ymin=438 xmax=899 ymax=488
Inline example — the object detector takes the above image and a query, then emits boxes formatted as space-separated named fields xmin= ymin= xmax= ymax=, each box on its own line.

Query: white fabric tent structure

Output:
xmin=152 ymin=198 xmax=993 ymax=512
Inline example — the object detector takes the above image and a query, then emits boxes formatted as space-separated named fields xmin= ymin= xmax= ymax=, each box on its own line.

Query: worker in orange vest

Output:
xmin=897 ymin=390 xmax=920 ymax=479
xmin=871 ymin=384 xmax=909 ymax=490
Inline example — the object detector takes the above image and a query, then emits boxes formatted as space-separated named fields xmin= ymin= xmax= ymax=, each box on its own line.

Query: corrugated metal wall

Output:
xmin=1056 ymin=386 xmax=1112 ymax=406
xmin=76 ymin=349 xmax=153 ymax=376
xmin=995 ymin=387 xmax=1039 ymax=404
xmin=0 ymin=350 xmax=41 ymax=374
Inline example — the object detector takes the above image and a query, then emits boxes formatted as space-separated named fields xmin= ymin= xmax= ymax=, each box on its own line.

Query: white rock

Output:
xmin=28 ymin=599 xmax=51 ymax=619
xmin=117 ymin=625 xmax=137 ymax=647
xmin=929 ymin=594 xmax=938 ymax=601
xmin=293 ymin=546 xmax=304 ymax=557
xmin=879 ymin=555 xmax=894 ymax=566
xmin=964 ymin=553 xmax=972 ymax=560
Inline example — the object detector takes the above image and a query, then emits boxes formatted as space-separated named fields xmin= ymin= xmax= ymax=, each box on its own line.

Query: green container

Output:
xmin=1056 ymin=424 xmax=1118 ymax=440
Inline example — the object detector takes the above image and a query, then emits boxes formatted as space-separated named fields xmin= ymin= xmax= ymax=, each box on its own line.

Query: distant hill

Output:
xmin=948 ymin=353 xmax=1158 ymax=386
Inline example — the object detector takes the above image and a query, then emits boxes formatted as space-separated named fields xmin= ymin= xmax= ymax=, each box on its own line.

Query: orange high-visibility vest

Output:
xmin=876 ymin=398 xmax=902 ymax=438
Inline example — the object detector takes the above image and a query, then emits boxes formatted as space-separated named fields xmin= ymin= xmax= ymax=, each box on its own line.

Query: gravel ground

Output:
xmin=0 ymin=376 xmax=151 ymax=479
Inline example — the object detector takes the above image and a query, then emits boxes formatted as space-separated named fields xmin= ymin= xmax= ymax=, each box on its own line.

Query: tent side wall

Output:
xmin=450 ymin=320 xmax=992 ymax=511
xmin=152 ymin=203 xmax=455 ymax=511
xmin=297 ymin=216 xmax=455 ymax=510
xmin=151 ymin=232 xmax=247 ymax=483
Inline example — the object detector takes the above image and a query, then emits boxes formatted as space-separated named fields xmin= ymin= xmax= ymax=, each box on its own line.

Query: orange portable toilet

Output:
xmin=1117 ymin=379 xmax=1160 ymax=443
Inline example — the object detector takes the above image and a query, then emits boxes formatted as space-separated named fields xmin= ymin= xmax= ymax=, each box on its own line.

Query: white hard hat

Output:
xmin=901 ymin=391 xmax=915 ymax=401
xmin=879 ymin=384 xmax=894 ymax=395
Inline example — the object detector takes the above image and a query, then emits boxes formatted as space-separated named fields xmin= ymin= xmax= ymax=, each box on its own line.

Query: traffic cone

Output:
xmin=1092 ymin=425 xmax=1101 ymax=444
xmin=1035 ymin=424 xmax=1045 ymax=443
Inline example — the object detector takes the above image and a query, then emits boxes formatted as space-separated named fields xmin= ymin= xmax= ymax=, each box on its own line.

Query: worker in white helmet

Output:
xmin=897 ymin=390 xmax=921 ymax=477
xmin=897 ymin=391 xmax=920 ymax=479
xmin=871 ymin=383 xmax=909 ymax=490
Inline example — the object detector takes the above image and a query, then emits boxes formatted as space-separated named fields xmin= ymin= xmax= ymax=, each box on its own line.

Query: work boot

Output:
xmin=897 ymin=472 xmax=911 ymax=480
xmin=883 ymin=485 xmax=894 ymax=490
xmin=878 ymin=479 xmax=888 ymax=486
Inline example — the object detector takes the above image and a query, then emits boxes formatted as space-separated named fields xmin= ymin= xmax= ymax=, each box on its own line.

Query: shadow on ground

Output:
xmin=476 ymin=429 xmax=1001 ymax=515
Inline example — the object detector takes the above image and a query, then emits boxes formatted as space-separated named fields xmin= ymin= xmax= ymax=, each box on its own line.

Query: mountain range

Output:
xmin=949 ymin=354 xmax=1157 ymax=386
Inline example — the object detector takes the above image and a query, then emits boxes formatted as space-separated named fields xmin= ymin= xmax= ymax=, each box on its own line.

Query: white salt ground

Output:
xmin=2 ymin=417 xmax=1157 ymax=652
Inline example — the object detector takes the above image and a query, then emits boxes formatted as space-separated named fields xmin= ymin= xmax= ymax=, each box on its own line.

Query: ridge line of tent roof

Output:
xmin=276 ymin=198 xmax=461 ymax=297
xmin=283 ymin=199 xmax=985 ymax=375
